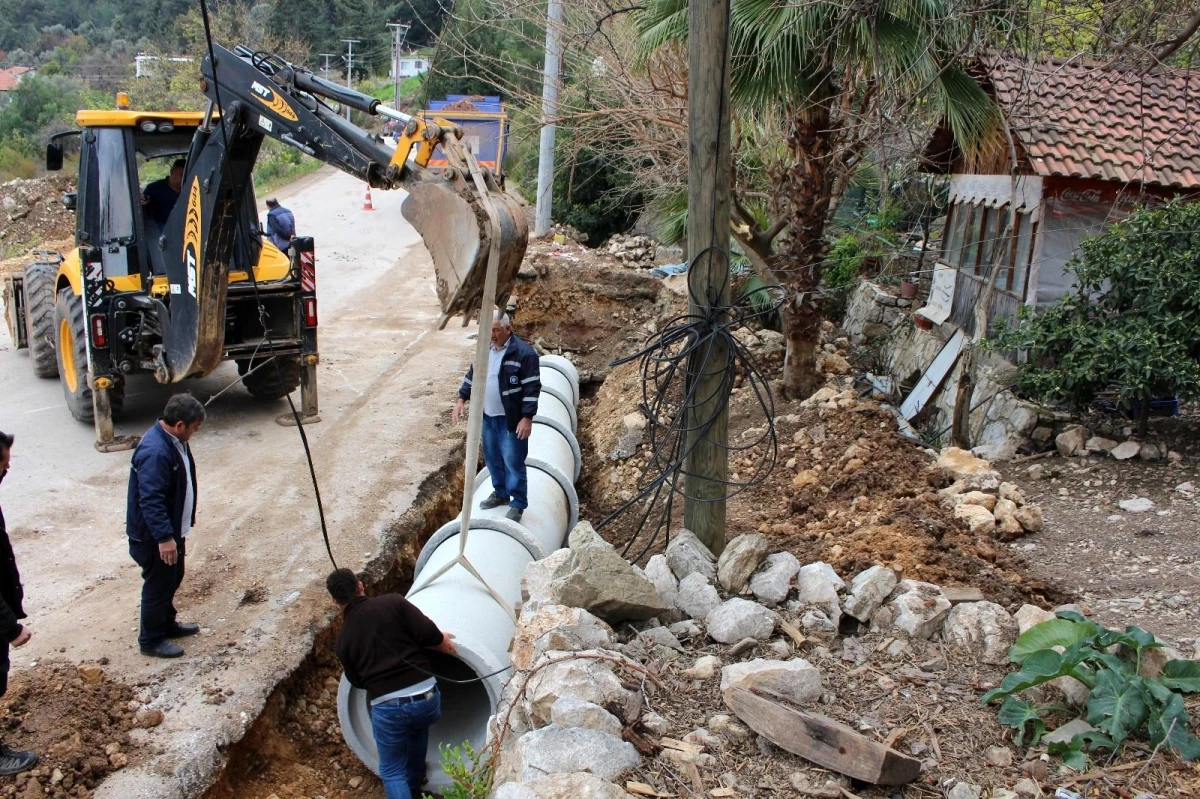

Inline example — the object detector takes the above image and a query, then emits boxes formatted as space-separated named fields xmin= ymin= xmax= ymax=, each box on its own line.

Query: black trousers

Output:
xmin=129 ymin=537 xmax=186 ymax=648
xmin=0 ymin=639 xmax=8 ymax=696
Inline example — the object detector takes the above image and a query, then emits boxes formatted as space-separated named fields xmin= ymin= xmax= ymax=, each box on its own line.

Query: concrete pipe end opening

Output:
xmin=336 ymin=639 xmax=510 ymax=791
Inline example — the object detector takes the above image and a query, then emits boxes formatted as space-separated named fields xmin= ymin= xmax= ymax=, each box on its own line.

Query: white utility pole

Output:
xmin=341 ymin=38 xmax=361 ymax=120
xmin=533 ymin=0 xmax=563 ymax=237
xmin=318 ymin=53 xmax=335 ymax=80
xmin=386 ymin=22 xmax=411 ymax=110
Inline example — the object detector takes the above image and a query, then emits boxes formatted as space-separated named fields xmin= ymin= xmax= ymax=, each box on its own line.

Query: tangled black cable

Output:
xmin=598 ymin=255 xmax=786 ymax=564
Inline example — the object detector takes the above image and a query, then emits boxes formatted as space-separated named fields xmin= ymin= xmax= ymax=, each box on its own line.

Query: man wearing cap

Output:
xmin=265 ymin=198 xmax=296 ymax=254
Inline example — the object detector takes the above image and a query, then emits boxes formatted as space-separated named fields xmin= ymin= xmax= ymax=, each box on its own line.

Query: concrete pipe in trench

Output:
xmin=338 ymin=356 xmax=581 ymax=789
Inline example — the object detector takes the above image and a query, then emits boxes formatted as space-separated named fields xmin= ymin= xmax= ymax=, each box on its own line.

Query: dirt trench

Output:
xmin=198 ymin=458 xmax=464 ymax=799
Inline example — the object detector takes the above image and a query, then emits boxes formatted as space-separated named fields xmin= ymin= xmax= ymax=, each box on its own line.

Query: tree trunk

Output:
xmin=1137 ymin=391 xmax=1151 ymax=438
xmin=778 ymin=102 xmax=836 ymax=400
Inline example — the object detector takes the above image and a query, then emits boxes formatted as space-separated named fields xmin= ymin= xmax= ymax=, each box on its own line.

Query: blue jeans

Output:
xmin=371 ymin=689 xmax=442 ymax=799
xmin=481 ymin=414 xmax=529 ymax=510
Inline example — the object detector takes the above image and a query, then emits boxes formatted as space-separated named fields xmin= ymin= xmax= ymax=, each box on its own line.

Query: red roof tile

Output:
xmin=0 ymin=67 xmax=31 ymax=92
xmin=986 ymin=56 xmax=1200 ymax=189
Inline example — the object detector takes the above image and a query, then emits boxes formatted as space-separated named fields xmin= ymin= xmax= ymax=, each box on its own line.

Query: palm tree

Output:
xmin=637 ymin=0 xmax=1004 ymax=398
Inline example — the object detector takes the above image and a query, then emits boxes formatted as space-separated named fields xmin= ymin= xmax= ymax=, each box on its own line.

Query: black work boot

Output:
xmin=479 ymin=493 xmax=509 ymax=510
xmin=505 ymin=507 xmax=524 ymax=523
xmin=0 ymin=743 xmax=37 ymax=776
xmin=140 ymin=640 xmax=185 ymax=658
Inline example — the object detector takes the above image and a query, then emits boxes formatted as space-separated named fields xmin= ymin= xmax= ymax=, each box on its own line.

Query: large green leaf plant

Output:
xmin=983 ymin=611 xmax=1200 ymax=768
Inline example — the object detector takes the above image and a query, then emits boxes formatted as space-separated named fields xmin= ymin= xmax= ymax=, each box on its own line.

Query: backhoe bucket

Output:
xmin=401 ymin=169 xmax=528 ymax=328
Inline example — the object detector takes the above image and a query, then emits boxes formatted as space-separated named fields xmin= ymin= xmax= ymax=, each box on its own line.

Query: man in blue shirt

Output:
xmin=265 ymin=198 xmax=297 ymax=253
xmin=126 ymin=394 xmax=205 ymax=658
xmin=141 ymin=158 xmax=185 ymax=228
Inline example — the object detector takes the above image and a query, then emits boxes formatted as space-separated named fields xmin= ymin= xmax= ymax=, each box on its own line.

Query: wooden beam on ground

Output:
xmin=942 ymin=586 xmax=985 ymax=604
xmin=726 ymin=688 xmax=922 ymax=785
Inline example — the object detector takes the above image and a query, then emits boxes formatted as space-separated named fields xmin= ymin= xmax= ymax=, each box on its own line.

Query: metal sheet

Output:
xmin=899 ymin=329 xmax=966 ymax=420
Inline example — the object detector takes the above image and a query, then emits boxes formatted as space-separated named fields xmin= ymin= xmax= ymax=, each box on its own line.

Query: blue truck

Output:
xmin=417 ymin=95 xmax=511 ymax=182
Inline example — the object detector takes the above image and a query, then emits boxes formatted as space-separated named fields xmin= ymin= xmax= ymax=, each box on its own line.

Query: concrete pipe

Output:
xmin=338 ymin=355 xmax=581 ymax=790
xmin=538 ymin=367 xmax=578 ymax=433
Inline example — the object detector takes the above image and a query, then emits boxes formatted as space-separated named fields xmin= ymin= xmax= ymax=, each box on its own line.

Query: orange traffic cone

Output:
xmin=362 ymin=186 xmax=375 ymax=211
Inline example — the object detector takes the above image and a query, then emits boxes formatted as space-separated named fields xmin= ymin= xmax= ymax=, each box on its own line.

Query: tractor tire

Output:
xmin=53 ymin=288 xmax=124 ymax=423
xmin=23 ymin=262 xmax=59 ymax=378
xmin=238 ymin=354 xmax=303 ymax=401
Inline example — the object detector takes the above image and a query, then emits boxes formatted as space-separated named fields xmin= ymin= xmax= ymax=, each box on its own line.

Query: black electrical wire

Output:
xmin=597 ymin=3 xmax=785 ymax=564
xmin=197 ymin=0 xmax=337 ymax=571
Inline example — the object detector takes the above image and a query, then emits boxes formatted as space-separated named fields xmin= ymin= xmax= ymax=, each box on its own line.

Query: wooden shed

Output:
xmin=922 ymin=56 xmax=1200 ymax=334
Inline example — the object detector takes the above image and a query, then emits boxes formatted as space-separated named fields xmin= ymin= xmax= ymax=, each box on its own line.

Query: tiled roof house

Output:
xmin=922 ymin=56 xmax=1200 ymax=332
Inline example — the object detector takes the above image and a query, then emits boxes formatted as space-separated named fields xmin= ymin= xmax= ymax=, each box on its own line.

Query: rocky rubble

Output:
xmin=1052 ymin=423 xmax=1183 ymax=464
xmin=934 ymin=448 xmax=1045 ymax=541
xmin=0 ymin=175 xmax=76 ymax=258
xmin=488 ymin=523 xmax=1089 ymax=798
xmin=603 ymin=234 xmax=660 ymax=267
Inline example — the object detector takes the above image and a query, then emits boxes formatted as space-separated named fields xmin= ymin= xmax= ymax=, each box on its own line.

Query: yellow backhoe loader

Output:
xmin=1 ymin=44 xmax=527 ymax=450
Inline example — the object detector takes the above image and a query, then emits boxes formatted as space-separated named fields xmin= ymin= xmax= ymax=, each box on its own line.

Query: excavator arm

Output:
xmin=154 ymin=44 xmax=526 ymax=383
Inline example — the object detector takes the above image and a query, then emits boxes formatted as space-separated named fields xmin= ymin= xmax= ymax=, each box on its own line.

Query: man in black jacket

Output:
xmin=0 ymin=432 xmax=38 ymax=775
xmin=452 ymin=311 xmax=541 ymax=523
xmin=126 ymin=394 xmax=205 ymax=659
xmin=327 ymin=568 xmax=455 ymax=799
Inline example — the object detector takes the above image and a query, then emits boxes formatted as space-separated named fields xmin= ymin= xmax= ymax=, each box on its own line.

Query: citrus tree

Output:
xmin=991 ymin=199 xmax=1200 ymax=433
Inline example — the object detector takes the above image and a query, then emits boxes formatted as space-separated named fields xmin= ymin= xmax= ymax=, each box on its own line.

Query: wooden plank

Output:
xmin=660 ymin=737 xmax=704 ymax=755
xmin=778 ymin=619 xmax=807 ymax=648
xmin=942 ymin=586 xmax=985 ymax=604
xmin=726 ymin=688 xmax=922 ymax=785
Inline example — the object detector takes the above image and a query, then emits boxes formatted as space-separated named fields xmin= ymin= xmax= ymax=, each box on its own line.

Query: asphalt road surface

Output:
xmin=0 ymin=167 xmax=475 ymax=797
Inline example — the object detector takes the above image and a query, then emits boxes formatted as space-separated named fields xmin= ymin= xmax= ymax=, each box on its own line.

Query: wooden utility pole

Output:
xmin=682 ymin=0 xmax=732 ymax=556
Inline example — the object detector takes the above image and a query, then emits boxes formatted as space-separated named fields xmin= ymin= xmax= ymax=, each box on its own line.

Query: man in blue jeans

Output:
xmin=452 ymin=311 xmax=541 ymax=522
xmin=328 ymin=568 xmax=456 ymax=799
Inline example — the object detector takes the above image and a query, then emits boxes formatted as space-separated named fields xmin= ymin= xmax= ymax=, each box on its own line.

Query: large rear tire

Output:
xmin=23 ymin=262 xmax=59 ymax=378
xmin=238 ymin=354 xmax=303 ymax=401
xmin=53 ymin=288 xmax=125 ymax=423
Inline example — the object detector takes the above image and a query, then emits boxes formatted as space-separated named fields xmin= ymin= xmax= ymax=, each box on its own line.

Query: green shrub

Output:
xmin=989 ymin=199 xmax=1200 ymax=421
xmin=422 ymin=741 xmax=492 ymax=799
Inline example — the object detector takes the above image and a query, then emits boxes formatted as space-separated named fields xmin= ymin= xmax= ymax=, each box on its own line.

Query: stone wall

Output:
xmin=843 ymin=281 xmax=1040 ymax=460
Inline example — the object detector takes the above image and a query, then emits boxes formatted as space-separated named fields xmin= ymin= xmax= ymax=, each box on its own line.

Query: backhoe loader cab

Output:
xmin=2 ymin=106 xmax=318 ymax=450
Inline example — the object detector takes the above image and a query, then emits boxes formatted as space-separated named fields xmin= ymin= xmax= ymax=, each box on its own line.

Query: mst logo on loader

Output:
xmin=182 ymin=177 xmax=202 ymax=298
xmin=250 ymin=81 xmax=299 ymax=121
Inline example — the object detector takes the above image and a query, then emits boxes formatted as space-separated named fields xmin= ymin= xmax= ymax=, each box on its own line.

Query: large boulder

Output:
xmin=993 ymin=498 xmax=1024 ymax=540
xmin=547 ymin=523 xmax=668 ymax=623
xmin=887 ymin=580 xmax=952 ymax=639
xmin=1014 ymin=504 xmax=1044 ymax=533
xmin=1110 ymin=441 xmax=1141 ymax=461
xmin=706 ymin=598 xmax=778 ymax=643
xmin=523 ymin=549 xmax=574 ymax=611
xmin=666 ymin=529 xmax=718 ymax=582
xmin=1055 ymin=425 xmax=1089 ymax=457
xmin=797 ymin=561 xmax=845 ymax=591
xmin=717 ymin=534 xmax=770 ymax=593
xmin=940 ymin=601 xmax=1018 ymax=664
xmin=936 ymin=447 xmax=998 ymax=482
xmin=675 ymin=572 xmax=722 ymax=621
xmin=748 ymin=552 xmax=801 ymax=606
xmin=954 ymin=503 xmax=997 ymax=535
xmin=524 ymin=652 xmax=641 ymax=725
xmin=643 ymin=554 xmax=679 ymax=608
xmin=793 ymin=565 xmax=842 ymax=629
xmin=1013 ymin=604 xmax=1054 ymax=634
xmin=720 ymin=659 xmax=823 ymax=707
xmin=509 ymin=725 xmax=641 ymax=782
xmin=494 ymin=773 xmax=636 ymax=799
xmin=511 ymin=605 xmax=614 ymax=671
xmin=550 ymin=698 xmax=624 ymax=738
xmin=843 ymin=565 xmax=898 ymax=622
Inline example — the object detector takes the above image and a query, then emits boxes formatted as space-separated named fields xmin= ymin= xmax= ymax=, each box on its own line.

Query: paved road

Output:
xmin=0 ymin=167 xmax=473 ymax=797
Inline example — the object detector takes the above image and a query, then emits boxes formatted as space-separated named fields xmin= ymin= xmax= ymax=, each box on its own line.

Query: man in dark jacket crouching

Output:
xmin=127 ymin=394 xmax=205 ymax=658
xmin=328 ymin=568 xmax=456 ymax=799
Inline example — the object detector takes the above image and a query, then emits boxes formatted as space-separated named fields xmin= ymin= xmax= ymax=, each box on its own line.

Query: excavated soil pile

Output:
xmin=0 ymin=175 xmax=77 ymax=266
xmin=578 ymin=360 xmax=1068 ymax=610
xmin=0 ymin=660 xmax=141 ymax=798
xmin=510 ymin=238 xmax=671 ymax=378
